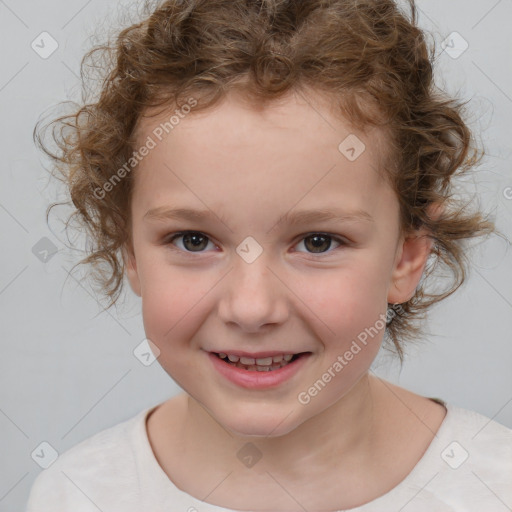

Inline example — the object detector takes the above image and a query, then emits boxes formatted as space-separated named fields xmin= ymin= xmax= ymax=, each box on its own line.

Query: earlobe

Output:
xmin=388 ymin=203 xmax=441 ymax=304
xmin=123 ymin=244 xmax=142 ymax=297
xmin=387 ymin=231 xmax=433 ymax=305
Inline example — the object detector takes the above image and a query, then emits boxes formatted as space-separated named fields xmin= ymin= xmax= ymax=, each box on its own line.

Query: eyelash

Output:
xmin=163 ymin=231 xmax=349 ymax=257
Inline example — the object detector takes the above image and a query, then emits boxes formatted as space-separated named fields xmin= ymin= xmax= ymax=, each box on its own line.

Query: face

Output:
xmin=124 ymin=89 xmax=431 ymax=437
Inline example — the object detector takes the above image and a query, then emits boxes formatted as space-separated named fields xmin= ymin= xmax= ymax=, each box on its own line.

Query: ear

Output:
xmin=387 ymin=203 xmax=441 ymax=304
xmin=122 ymin=242 xmax=142 ymax=297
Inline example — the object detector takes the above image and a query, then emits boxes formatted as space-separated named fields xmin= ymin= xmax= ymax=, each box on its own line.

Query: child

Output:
xmin=28 ymin=0 xmax=511 ymax=510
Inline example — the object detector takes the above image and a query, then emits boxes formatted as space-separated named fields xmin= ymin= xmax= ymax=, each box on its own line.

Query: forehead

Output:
xmin=134 ymin=88 xmax=389 ymax=151
xmin=131 ymin=89 xmax=394 ymax=220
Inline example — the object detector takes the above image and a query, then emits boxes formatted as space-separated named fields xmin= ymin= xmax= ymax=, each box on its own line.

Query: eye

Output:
xmin=164 ymin=231 xmax=347 ymax=255
xmin=293 ymin=233 xmax=346 ymax=255
xmin=165 ymin=231 xmax=217 ymax=253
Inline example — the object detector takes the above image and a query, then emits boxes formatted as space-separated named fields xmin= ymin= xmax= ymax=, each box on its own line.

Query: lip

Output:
xmin=208 ymin=351 xmax=311 ymax=390
xmin=210 ymin=350 xmax=299 ymax=358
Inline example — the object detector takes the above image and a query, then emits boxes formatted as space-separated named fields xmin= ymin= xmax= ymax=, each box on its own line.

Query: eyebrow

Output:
xmin=144 ymin=207 xmax=231 ymax=225
xmin=143 ymin=206 xmax=374 ymax=228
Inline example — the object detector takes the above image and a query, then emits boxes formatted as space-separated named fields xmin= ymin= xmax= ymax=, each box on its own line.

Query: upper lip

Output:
xmin=207 ymin=349 xmax=309 ymax=358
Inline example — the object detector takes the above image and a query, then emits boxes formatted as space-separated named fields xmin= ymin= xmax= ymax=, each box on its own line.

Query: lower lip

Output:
xmin=208 ymin=352 xmax=310 ymax=390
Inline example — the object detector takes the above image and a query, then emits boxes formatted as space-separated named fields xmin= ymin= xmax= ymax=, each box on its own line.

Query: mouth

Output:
xmin=211 ymin=351 xmax=308 ymax=372
xmin=208 ymin=350 xmax=312 ymax=389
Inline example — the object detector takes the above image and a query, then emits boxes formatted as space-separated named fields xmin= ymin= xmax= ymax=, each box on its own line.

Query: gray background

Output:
xmin=1 ymin=1 xmax=511 ymax=510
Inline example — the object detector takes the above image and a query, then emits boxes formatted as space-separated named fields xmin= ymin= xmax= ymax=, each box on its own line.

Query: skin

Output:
xmin=123 ymin=88 xmax=446 ymax=510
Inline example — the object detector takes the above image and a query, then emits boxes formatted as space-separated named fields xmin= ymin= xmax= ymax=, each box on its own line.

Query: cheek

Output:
xmin=139 ymin=268 xmax=217 ymax=387
xmin=295 ymin=263 xmax=388 ymax=343
xmin=139 ymin=264 xmax=211 ymax=350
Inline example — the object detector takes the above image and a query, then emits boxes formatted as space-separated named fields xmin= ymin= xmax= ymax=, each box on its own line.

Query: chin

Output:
xmin=214 ymin=403 xmax=304 ymax=438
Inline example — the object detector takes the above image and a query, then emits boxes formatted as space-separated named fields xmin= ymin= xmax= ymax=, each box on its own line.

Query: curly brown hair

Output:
xmin=34 ymin=0 xmax=504 ymax=363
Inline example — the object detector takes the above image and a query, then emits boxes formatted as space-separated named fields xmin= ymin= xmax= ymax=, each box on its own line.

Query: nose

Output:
xmin=217 ymin=255 xmax=290 ymax=333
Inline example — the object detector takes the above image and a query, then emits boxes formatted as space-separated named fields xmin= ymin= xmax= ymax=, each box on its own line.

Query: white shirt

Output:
xmin=25 ymin=399 xmax=512 ymax=511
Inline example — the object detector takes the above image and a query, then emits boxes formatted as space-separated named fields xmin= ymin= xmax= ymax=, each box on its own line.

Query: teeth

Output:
xmin=217 ymin=352 xmax=298 ymax=371
xmin=256 ymin=357 xmax=273 ymax=365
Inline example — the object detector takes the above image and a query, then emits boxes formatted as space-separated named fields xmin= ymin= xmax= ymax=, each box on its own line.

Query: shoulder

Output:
xmin=443 ymin=403 xmax=512 ymax=453
xmin=421 ymin=402 xmax=512 ymax=507
xmin=25 ymin=406 xmax=155 ymax=512
xmin=443 ymin=403 xmax=512 ymax=469
xmin=358 ymin=397 xmax=512 ymax=511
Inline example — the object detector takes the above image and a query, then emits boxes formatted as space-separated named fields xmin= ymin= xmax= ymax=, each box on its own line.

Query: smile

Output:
xmin=208 ymin=351 xmax=311 ymax=389
xmin=213 ymin=352 xmax=299 ymax=371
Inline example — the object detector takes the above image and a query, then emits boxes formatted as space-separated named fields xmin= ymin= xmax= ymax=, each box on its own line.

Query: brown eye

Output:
xmin=295 ymin=233 xmax=345 ymax=255
xmin=164 ymin=231 xmax=347 ymax=256
xmin=167 ymin=232 xmax=214 ymax=252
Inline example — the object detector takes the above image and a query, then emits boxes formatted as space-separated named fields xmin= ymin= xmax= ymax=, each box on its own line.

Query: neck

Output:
xmin=183 ymin=373 xmax=378 ymax=480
